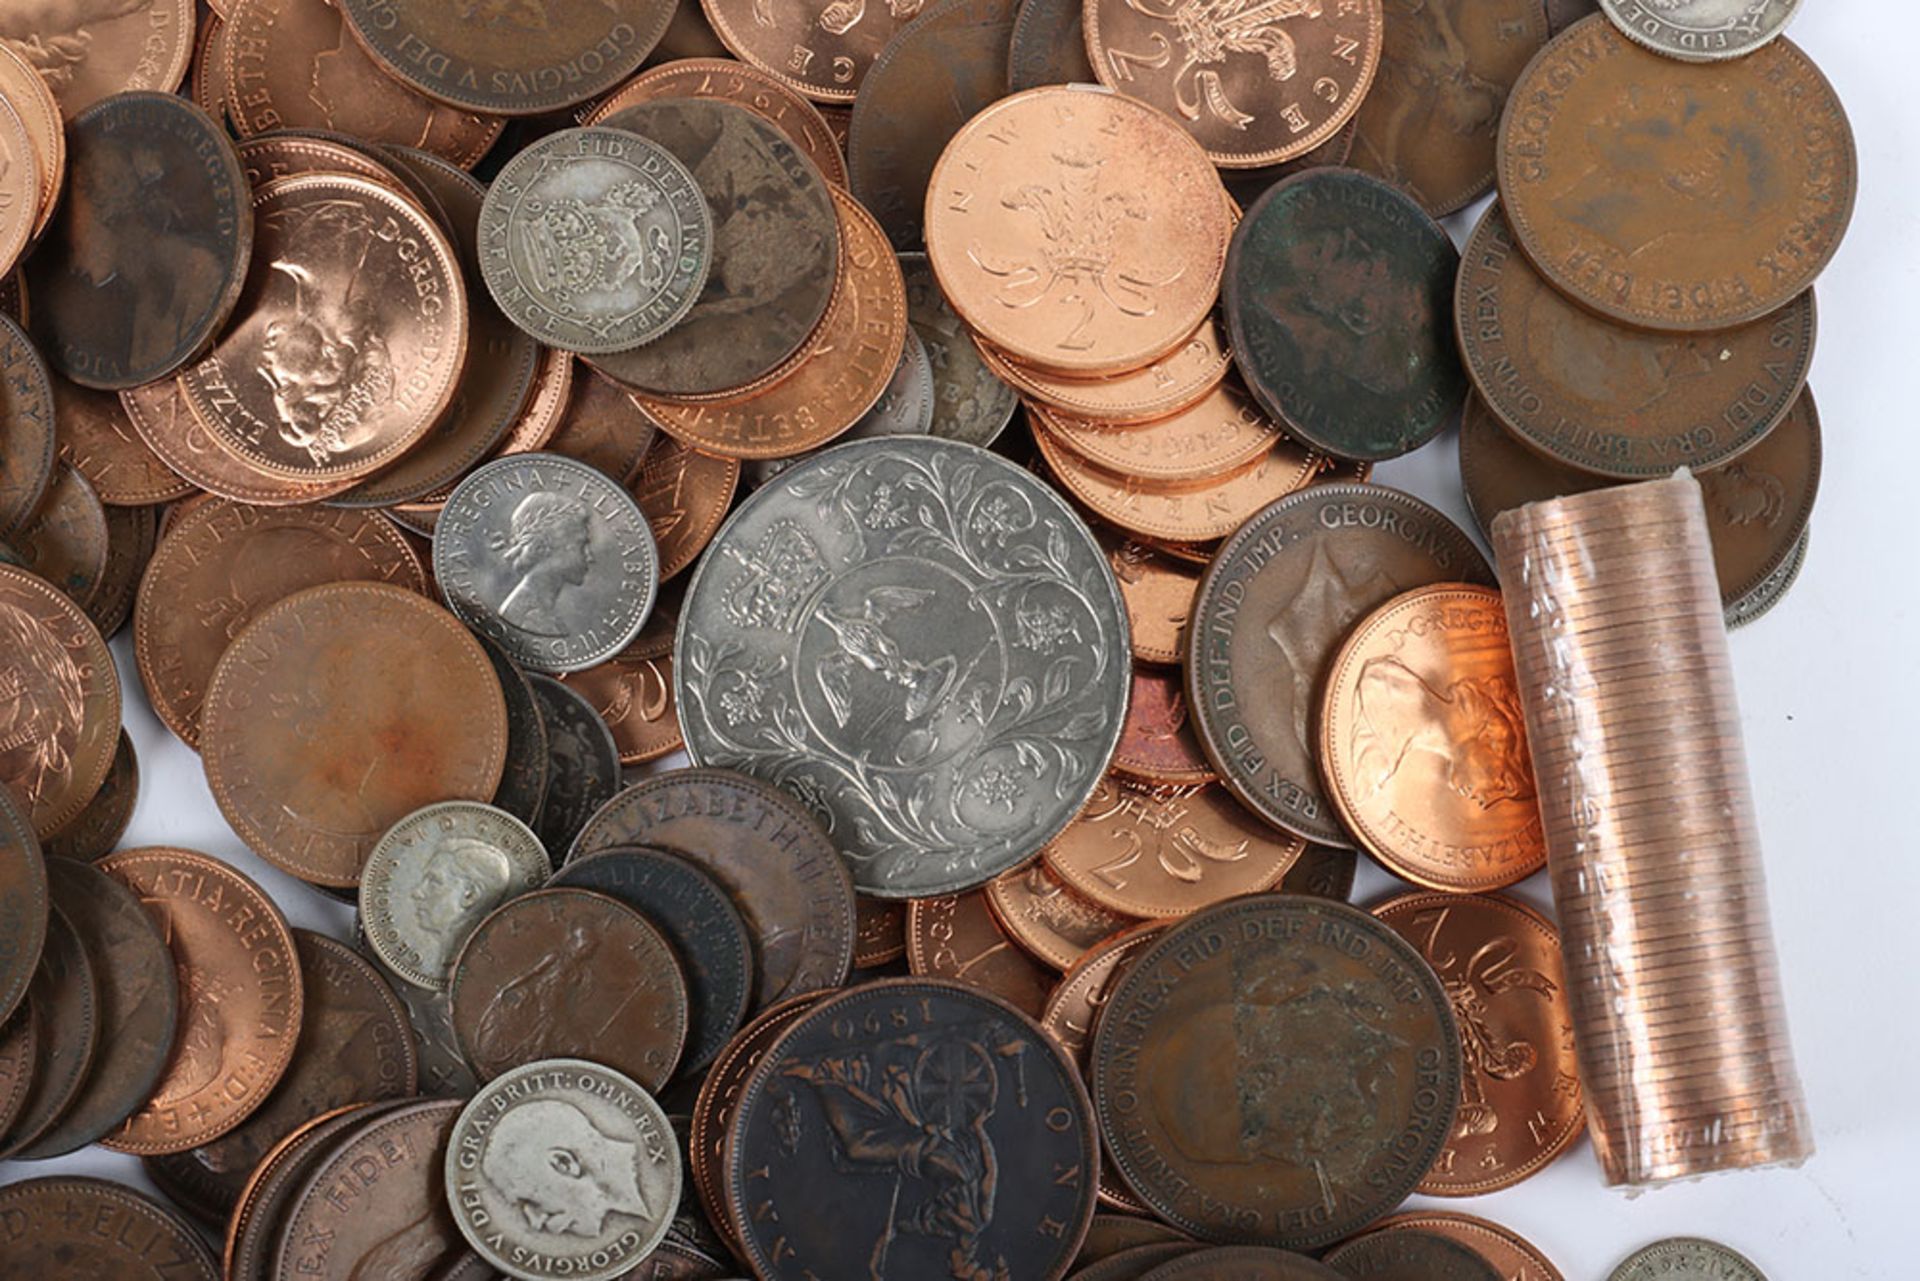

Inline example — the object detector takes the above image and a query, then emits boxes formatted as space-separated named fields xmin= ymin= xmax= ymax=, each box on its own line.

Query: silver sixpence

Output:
xmin=436 ymin=453 xmax=660 ymax=674
xmin=360 ymin=801 xmax=550 ymax=991
xmin=743 ymin=329 xmax=935 ymax=489
xmin=899 ymin=252 xmax=1018 ymax=449
xmin=478 ymin=127 xmax=712 ymax=355
xmin=1598 ymin=0 xmax=1799 ymax=62
xmin=446 ymin=1058 xmax=680 ymax=1281
xmin=677 ymin=437 xmax=1130 ymax=898
xmin=1609 ymin=1238 xmax=1768 ymax=1281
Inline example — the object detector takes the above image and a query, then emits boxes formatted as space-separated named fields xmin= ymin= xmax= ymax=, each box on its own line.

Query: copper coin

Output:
xmin=1085 ymin=0 xmax=1381 ymax=169
xmin=1323 ymin=1230 xmax=1502 ymax=1281
xmin=0 ymin=1176 xmax=217 ymax=1279
xmin=1370 ymin=893 xmax=1584 ymax=1195
xmin=1070 ymin=1244 xmax=1200 ymax=1281
xmin=1347 ymin=1 xmax=1547 ymax=217
xmin=1039 ymin=381 xmax=1284 ymax=486
xmin=1112 ymin=665 xmax=1216 ymax=787
xmin=1187 ymin=484 xmax=1490 ymax=846
xmin=1319 ymin=585 xmax=1545 ymax=891
xmin=1728 ymin=525 xmax=1809 ymax=632
xmin=134 ymin=500 xmax=425 ymax=749
xmin=528 ymin=671 xmax=624 ymax=859
xmin=119 ymin=375 xmax=351 ymax=506
xmin=1499 ymin=18 xmax=1855 ymax=332
xmin=539 ymin=365 xmax=661 ymax=483
xmin=475 ymin=633 xmax=550 ymax=826
xmin=0 ymin=904 xmax=96 ymax=1157
xmin=27 ymin=93 xmax=251 ymax=390
xmin=1007 ymin=0 xmax=1095 ymax=91
xmin=986 ymin=858 xmax=1133 ymax=971
xmin=337 ymin=0 xmax=674 ymax=116
xmin=698 ymin=0 xmax=923 ymax=104
xmin=1456 ymin=203 xmax=1815 ymax=478
xmin=631 ymin=431 xmax=740 ymax=579
xmin=1278 ymin=841 xmax=1357 ymax=901
xmin=201 ymin=582 xmax=506 ymax=886
xmin=1038 ymin=430 xmax=1319 ymax=543
xmin=1093 ymin=895 xmax=1462 ymax=1249
xmin=93 ymin=503 xmax=159 ymax=642
xmin=224 ymin=0 xmax=504 ymax=166
xmin=0 ymin=93 xmax=37 ymax=282
xmin=634 ymin=186 xmax=905 ymax=457
xmin=0 ymin=42 xmax=62 ymax=240
xmin=450 ymin=887 xmax=690 ymax=1088
xmin=12 ymin=460 xmax=109 ymax=609
xmin=1078 ymin=1216 xmax=1195 ymax=1267
xmin=558 ymin=629 xmax=684 ymax=766
xmin=1099 ymin=528 xmax=1198 ymax=667
xmin=180 ymin=172 xmax=469 ymax=486
xmin=853 ymin=894 xmax=906 ymax=968
xmin=0 ymin=999 xmax=36 ymax=1140
xmin=0 ymin=786 xmax=46 ymax=1026
xmin=1372 ymin=1212 xmax=1566 ymax=1281
xmin=589 ymin=99 xmax=840 ymax=397
xmin=223 ymin=1102 xmax=394 ymax=1280
xmin=1043 ymin=777 xmax=1302 ymax=919
xmin=2 ymin=0 xmax=196 ymax=111
xmin=272 ymin=1097 xmax=466 ymax=1280
xmin=927 ymin=86 xmax=1229 ymax=376
xmin=10 ymin=858 xmax=177 ymax=1158
xmin=191 ymin=12 xmax=231 ymax=123
xmin=1545 ymin=0 xmax=1598 ymax=34
xmin=233 ymin=129 xmax=413 ymax=195
xmin=574 ymin=768 xmax=858 ymax=1007
xmin=0 ymin=562 xmax=120 ymax=841
xmin=977 ymin=316 xmax=1232 ymax=426
xmin=652 ymin=0 xmax=731 ymax=59
xmin=905 ymin=886 xmax=1054 ymax=1018
xmin=584 ymin=56 xmax=848 ymax=188
xmin=0 ymin=312 xmax=55 ymax=535
xmin=1218 ymin=120 xmax=1359 ymax=212
xmin=52 ymin=373 xmax=193 ymax=506
xmin=1041 ymin=920 xmax=1165 ymax=1067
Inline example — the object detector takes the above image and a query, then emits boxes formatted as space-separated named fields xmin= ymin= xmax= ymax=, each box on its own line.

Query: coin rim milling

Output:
xmin=1599 ymin=0 xmax=1799 ymax=62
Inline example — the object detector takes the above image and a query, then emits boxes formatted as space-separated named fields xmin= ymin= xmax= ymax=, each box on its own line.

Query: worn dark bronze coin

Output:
xmin=0 ymin=786 xmax=47 ymax=1026
xmin=85 ymin=500 xmax=158 ymax=640
xmin=0 ymin=312 xmax=55 ymax=536
xmin=589 ymin=99 xmax=840 ymax=397
xmin=0 ymin=1176 xmax=218 ymax=1279
xmin=1091 ymin=896 xmax=1462 ymax=1249
xmin=727 ymin=978 xmax=1098 ymax=1281
xmin=1277 ymin=842 xmax=1357 ymax=901
xmin=1456 ymin=204 xmax=1816 ymax=478
xmin=0 ymin=999 xmax=36 ymax=1141
xmin=528 ymin=671 xmax=624 ymax=863
xmin=12 ymin=461 xmax=109 ymax=612
xmin=25 ymin=92 xmax=251 ymax=390
xmin=1139 ymin=1248 xmax=1344 ymax=1280
xmin=848 ymin=0 xmax=1015 ymax=250
xmin=0 ymin=904 xmax=98 ymax=1158
xmin=1546 ymin=0 xmax=1598 ymax=34
xmin=475 ymin=634 xmax=552 ymax=828
xmin=1219 ymin=121 xmax=1359 ymax=213
xmin=553 ymin=846 xmax=755 ymax=1075
xmin=1007 ymin=0 xmax=1096 ymax=91
xmin=1323 ymin=1229 xmax=1503 ymax=1281
xmin=224 ymin=1102 xmax=397 ymax=1281
xmin=573 ymin=768 xmax=858 ymax=1008
xmin=1077 ymin=1216 xmax=1195 ymax=1267
xmin=1226 ymin=170 xmax=1466 ymax=461
xmin=1071 ymin=1245 xmax=1205 ymax=1281
xmin=9 ymin=859 xmax=177 ymax=1158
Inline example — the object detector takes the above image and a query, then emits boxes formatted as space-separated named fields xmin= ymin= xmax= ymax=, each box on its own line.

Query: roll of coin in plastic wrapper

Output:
xmin=1490 ymin=472 xmax=1812 ymax=1187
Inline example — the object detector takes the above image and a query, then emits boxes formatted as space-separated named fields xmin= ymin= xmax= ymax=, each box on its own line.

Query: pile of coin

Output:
xmin=0 ymin=0 xmax=1860 ymax=1277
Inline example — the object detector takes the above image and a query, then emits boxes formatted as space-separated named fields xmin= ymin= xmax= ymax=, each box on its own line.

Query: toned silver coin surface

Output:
xmin=900 ymin=251 xmax=1018 ymax=448
xmin=679 ymin=437 xmax=1129 ymax=897
xmin=436 ymin=453 xmax=661 ymax=674
xmin=360 ymin=801 xmax=553 ymax=992
xmin=527 ymin=671 xmax=624 ymax=860
xmin=478 ymin=127 xmax=712 ymax=354
xmin=1610 ymin=1239 xmax=1768 ymax=1281
xmin=741 ymin=328 xmax=935 ymax=488
xmin=447 ymin=1058 xmax=681 ymax=1281
xmin=1600 ymin=0 xmax=1797 ymax=61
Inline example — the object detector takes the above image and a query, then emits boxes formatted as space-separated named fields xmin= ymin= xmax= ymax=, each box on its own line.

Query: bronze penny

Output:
xmin=699 ymin=0 xmax=922 ymax=105
xmin=1092 ymin=896 xmax=1462 ymax=1249
xmin=1456 ymin=204 xmax=1816 ymax=478
xmin=338 ymin=0 xmax=675 ymax=116
xmin=223 ymin=1102 xmax=397 ymax=1281
xmin=200 ymin=582 xmax=506 ymax=886
xmin=1186 ymin=484 xmax=1491 ymax=847
xmin=1112 ymin=665 xmax=1216 ymax=787
xmin=224 ymin=0 xmax=505 ymax=167
xmin=1041 ymin=920 xmax=1166 ymax=1067
xmin=450 ymin=887 xmax=691 ymax=1088
xmin=477 ymin=633 xmax=552 ymax=826
xmin=0 ymin=312 xmax=56 ymax=535
xmin=1071 ymin=1244 xmax=1202 ymax=1281
xmin=10 ymin=858 xmax=177 ymax=1158
xmin=631 ymin=431 xmax=740 ymax=580
xmin=1371 ymin=1212 xmax=1566 ymax=1281
xmin=1037 ymin=380 xmax=1284 ymax=487
xmin=589 ymin=99 xmax=840 ymax=398
xmin=272 ymin=1097 xmax=466 ymax=1281
xmin=0 ymin=43 xmax=62 ymax=242
xmin=79 ymin=497 xmax=155 ymax=639
xmin=1078 ymin=1215 xmax=1195 ymax=1267
xmin=0 ymin=786 xmax=46 ymax=1026
xmin=233 ymin=129 xmax=414 ymax=195
xmin=0 ymin=999 xmax=36 ymax=1141
xmin=52 ymin=372 xmax=193 ymax=505
xmin=1278 ymin=842 xmax=1357 ymax=901
xmin=0 ymin=1176 xmax=217 ymax=1279
xmin=1499 ymin=17 xmax=1855 ymax=332
xmin=1038 ymin=431 xmax=1321 ymax=544
xmin=976 ymin=316 xmax=1232 ymax=427
xmin=1099 ymin=528 xmax=1199 ymax=667
xmin=0 ymin=1 xmax=195 ymax=112
xmin=574 ymin=768 xmax=858 ymax=1008
xmin=1728 ymin=524 xmax=1811 ymax=632
xmin=986 ymin=858 xmax=1133 ymax=971
xmin=12 ymin=461 xmax=108 ymax=610
xmin=528 ymin=672 xmax=624 ymax=861
xmin=95 ymin=847 xmax=302 ymax=1154
xmin=135 ymin=500 xmax=426 ymax=750
xmin=26 ymin=92 xmax=252 ymax=390
xmin=1007 ymin=0 xmax=1095 ymax=91
xmin=904 ymin=887 xmax=1053 ymax=1019
xmin=191 ymin=12 xmax=231 ymax=124
xmin=1218 ymin=120 xmax=1359 ymax=213
xmin=653 ymin=0 xmax=731 ymax=60
xmin=0 ymin=904 xmax=96 ymax=1157
xmin=1323 ymin=1229 xmax=1502 ymax=1281
xmin=1347 ymin=1 xmax=1548 ymax=217
xmin=558 ymin=633 xmax=685 ymax=766
xmin=0 ymin=562 xmax=121 ymax=841
xmin=119 ymin=375 xmax=353 ymax=507
xmin=542 ymin=366 xmax=661 ymax=483
xmin=853 ymin=894 xmax=906 ymax=968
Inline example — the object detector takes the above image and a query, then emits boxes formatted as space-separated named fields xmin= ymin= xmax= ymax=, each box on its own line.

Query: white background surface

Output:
xmin=5 ymin=5 xmax=1916 ymax=1277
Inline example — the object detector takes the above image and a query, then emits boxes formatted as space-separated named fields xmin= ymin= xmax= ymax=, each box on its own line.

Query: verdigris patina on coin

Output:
xmin=447 ymin=1058 xmax=681 ymax=1281
xmin=678 ymin=437 xmax=1130 ymax=898
xmin=1609 ymin=1238 xmax=1768 ymax=1281
xmin=478 ymin=127 xmax=711 ymax=355
xmin=437 ymin=453 xmax=660 ymax=674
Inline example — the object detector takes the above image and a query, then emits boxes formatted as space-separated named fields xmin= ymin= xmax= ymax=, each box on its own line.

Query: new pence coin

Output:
xmin=0 ymin=562 xmax=121 ymax=841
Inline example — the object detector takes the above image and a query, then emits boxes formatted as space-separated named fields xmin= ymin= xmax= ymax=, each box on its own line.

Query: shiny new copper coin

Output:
xmin=1323 ymin=1230 xmax=1502 ymax=1281
xmin=12 ymin=461 xmax=109 ymax=610
xmin=233 ymin=129 xmax=412 ymax=196
xmin=1 ymin=1 xmax=195 ymax=113
xmin=1099 ymin=527 xmax=1199 ymax=667
xmin=96 ymin=847 xmax=303 ymax=1154
xmin=1039 ymin=429 xmax=1319 ymax=543
xmin=1499 ymin=17 xmax=1855 ymax=332
xmin=0 ymin=93 xmax=36 ymax=282
xmin=1112 ymin=666 xmax=1216 ymax=787
xmin=926 ymin=86 xmax=1230 ymax=376
xmin=0 ymin=562 xmax=121 ymax=841
xmin=136 ymin=500 xmax=426 ymax=749
xmin=1457 ymin=204 xmax=1816 ymax=478
xmin=0 ymin=43 xmax=61 ymax=241
xmin=986 ymin=859 xmax=1133 ymax=971
xmin=699 ymin=0 xmax=920 ymax=104
xmin=119 ymin=376 xmax=350 ymax=507
xmin=0 ymin=904 xmax=96 ymax=1157
xmin=905 ymin=887 xmax=1054 ymax=1019
xmin=0 ymin=787 xmax=45 ymax=1027
xmin=1372 ymin=1212 xmax=1566 ymax=1281
xmin=52 ymin=373 xmax=193 ymax=505
xmin=0 ymin=1176 xmax=218 ymax=1279
xmin=979 ymin=316 xmax=1233 ymax=426
xmin=631 ymin=432 xmax=740 ymax=579
xmin=0 ymin=312 xmax=55 ymax=535
xmin=1039 ymin=379 xmax=1283 ymax=485
xmin=1042 ymin=921 xmax=1166 ymax=1066
xmin=558 ymin=623 xmax=684 ymax=766
xmin=200 ymin=582 xmax=506 ymax=886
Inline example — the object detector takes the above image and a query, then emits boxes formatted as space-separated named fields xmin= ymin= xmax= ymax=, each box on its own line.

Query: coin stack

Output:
xmin=1492 ymin=474 xmax=1812 ymax=1186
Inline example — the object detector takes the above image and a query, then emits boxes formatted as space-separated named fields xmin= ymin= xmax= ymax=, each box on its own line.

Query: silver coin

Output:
xmin=446 ymin=1058 xmax=680 ymax=1281
xmin=743 ymin=329 xmax=935 ymax=489
xmin=390 ymin=974 xmax=480 ymax=1097
xmin=1598 ymin=0 xmax=1799 ymax=61
xmin=526 ymin=672 xmax=622 ymax=861
xmin=359 ymin=801 xmax=550 ymax=991
xmin=677 ymin=437 xmax=1130 ymax=898
xmin=1609 ymin=1238 xmax=1767 ymax=1281
xmin=1727 ymin=525 xmax=1810 ymax=630
xmin=436 ymin=453 xmax=660 ymax=674
xmin=899 ymin=251 xmax=1017 ymax=449
xmin=477 ymin=127 xmax=712 ymax=355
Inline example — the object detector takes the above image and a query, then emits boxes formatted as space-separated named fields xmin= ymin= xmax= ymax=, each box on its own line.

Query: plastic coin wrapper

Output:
xmin=1490 ymin=473 xmax=1811 ymax=1187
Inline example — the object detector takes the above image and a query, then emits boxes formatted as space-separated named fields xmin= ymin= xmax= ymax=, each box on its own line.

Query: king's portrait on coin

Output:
xmin=484 ymin=1098 xmax=654 ymax=1237
xmin=492 ymin=492 xmax=595 ymax=637
xmin=412 ymin=839 xmax=515 ymax=940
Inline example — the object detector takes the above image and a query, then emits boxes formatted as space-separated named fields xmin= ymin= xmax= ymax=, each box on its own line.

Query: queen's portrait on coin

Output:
xmin=492 ymin=492 xmax=595 ymax=636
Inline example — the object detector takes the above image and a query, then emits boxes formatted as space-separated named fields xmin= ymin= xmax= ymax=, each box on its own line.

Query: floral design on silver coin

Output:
xmin=677 ymin=438 xmax=1129 ymax=898
xmin=437 ymin=453 xmax=660 ymax=674
xmin=447 ymin=1058 xmax=680 ymax=1281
